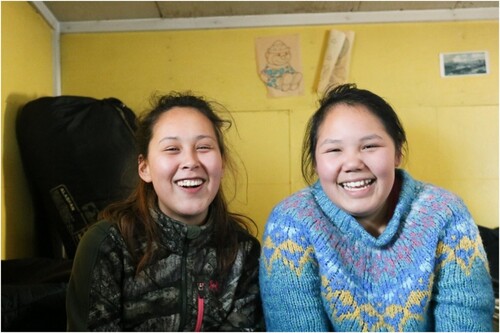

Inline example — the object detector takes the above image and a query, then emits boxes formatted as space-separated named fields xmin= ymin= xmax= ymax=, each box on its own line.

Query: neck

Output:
xmin=357 ymin=173 xmax=402 ymax=237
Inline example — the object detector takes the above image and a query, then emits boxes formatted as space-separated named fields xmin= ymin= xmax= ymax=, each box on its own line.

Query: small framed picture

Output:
xmin=440 ymin=51 xmax=489 ymax=77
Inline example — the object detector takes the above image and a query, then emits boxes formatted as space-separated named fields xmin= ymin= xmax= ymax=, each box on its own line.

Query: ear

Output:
xmin=138 ymin=154 xmax=152 ymax=183
xmin=395 ymin=151 xmax=402 ymax=167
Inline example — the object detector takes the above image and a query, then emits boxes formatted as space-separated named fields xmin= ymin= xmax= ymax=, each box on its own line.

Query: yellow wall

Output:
xmin=3 ymin=4 xmax=498 ymax=258
xmin=1 ymin=1 xmax=54 ymax=259
xmin=60 ymin=21 xmax=498 ymax=239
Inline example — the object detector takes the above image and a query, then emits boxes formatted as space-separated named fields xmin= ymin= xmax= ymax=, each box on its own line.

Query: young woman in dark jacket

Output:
xmin=66 ymin=92 xmax=263 ymax=331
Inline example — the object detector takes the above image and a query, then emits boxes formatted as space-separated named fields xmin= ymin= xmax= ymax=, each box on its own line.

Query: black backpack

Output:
xmin=16 ymin=96 xmax=139 ymax=258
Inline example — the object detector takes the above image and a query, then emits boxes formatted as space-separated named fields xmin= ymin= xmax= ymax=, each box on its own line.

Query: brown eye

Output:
xmin=163 ymin=146 xmax=179 ymax=152
xmin=362 ymin=144 xmax=378 ymax=150
xmin=197 ymin=145 xmax=212 ymax=151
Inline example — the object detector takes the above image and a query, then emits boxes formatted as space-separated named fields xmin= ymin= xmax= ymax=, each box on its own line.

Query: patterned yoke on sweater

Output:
xmin=260 ymin=169 xmax=494 ymax=332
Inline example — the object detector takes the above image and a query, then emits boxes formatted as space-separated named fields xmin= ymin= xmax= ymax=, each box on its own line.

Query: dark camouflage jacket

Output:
xmin=66 ymin=209 xmax=263 ymax=331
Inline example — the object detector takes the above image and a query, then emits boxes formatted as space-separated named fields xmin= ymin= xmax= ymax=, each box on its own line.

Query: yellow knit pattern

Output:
xmin=261 ymin=236 xmax=315 ymax=277
xmin=262 ymin=231 xmax=488 ymax=331
xmin=321 ymin=275 xmax=433 ymax=332
xmin=436 ymin=233 xmax=489 ymax=275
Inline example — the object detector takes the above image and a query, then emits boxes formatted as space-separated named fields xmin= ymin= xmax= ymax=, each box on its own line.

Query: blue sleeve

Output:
xmin=433 ymin=201 xmax=495 ymax=332
xmin=259 ymin=206 xmax=331 ymax=332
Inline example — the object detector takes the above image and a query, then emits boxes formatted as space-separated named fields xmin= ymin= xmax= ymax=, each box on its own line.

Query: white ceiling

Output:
xmin=41 ymin=1 xmax=499 ymax=22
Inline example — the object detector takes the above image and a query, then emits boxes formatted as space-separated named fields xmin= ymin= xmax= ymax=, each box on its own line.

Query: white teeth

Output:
xmin=341 ymin=179 xmax=373 ymax=189
xmin=176 ymin=179 xmax=203 ymax=187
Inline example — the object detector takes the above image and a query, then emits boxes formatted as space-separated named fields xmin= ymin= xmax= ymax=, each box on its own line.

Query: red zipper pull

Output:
xmin=195 ymin=282 xmax=205 ymax=332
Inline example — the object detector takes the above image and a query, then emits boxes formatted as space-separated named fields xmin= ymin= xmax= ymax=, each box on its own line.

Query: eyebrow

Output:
xmin=319 ymin=134 xmax=383 ymax=146
xmin=360 ymin=134 xmax=384 ymax=141
xmin=158 ymin=134 xmax=216 ymax=143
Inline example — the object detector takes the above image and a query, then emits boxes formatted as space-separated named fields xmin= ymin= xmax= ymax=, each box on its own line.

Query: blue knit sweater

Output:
xmin=260 ymin=169 xmax=494 ymax=331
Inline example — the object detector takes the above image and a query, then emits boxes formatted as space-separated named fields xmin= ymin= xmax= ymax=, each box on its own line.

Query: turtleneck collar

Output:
xmin=150 ymin=207 xmax=214 ymax=242
xmin=311 ymin=168 xmax=417 ymax=247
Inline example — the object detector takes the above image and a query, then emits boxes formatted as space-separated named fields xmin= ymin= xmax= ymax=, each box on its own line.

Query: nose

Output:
xmin=342 ymin=150 xmax=364 ymax=172
xmin=181 ymin=149 xmax=200 ymax=170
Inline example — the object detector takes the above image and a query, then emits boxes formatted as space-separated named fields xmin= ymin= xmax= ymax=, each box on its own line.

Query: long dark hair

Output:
xmin=100 ymin=92 xmax=255 ymax=275
xmin=302 ymin=83 xmax=408 ymax=184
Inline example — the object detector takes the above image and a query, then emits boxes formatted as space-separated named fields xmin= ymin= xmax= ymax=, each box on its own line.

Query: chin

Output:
xmin=180 ymin=207 xmax=209 ymax=218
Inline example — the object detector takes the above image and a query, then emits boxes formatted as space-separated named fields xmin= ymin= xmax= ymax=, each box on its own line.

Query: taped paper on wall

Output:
xmin=317 ymin=30 xmax=355 ymax=94
xmin=255 ymin=34 xmax=304 ymax=98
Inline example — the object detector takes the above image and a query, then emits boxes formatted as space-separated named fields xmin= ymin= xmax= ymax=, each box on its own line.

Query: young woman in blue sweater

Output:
xmin=259 ymin=84 xmax=494 ymax=331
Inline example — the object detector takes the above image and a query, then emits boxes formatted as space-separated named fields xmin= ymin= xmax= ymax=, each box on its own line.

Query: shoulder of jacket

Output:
xmin=84 ymin=219 xmax=115 ymax=238
xmin=71 ymin=220 xmax=122 ymax=289
xmin=76 ymin=220 xmax=118 ymax=253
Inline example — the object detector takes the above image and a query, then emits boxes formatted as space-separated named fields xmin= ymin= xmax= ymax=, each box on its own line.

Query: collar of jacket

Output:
xmin=150 ymin=207 xmax=215 ymax=248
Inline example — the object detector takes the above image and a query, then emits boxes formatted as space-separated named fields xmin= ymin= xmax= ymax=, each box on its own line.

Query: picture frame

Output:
xmin=440 ymin=51 xmax=489 ymax=77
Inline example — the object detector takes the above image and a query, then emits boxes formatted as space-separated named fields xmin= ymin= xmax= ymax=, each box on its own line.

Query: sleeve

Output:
xmin=66 ymin=221 xmax=123 ymax=331
xmin=219 ymin=237 xmax=265 ymax=331
xmin=259 ymin=206 xmax=331 ymax=332
xmin=433 ymin=199 xmax=495 ymax=332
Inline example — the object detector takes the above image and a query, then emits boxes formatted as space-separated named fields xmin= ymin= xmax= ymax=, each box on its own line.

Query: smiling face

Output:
xmin=314 ymin=103 xmax=401 ymax=227
xmin=138 ymin=107 xmax=223 ymax=225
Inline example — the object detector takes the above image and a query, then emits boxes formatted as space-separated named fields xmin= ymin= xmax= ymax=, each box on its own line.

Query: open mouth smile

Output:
xmin=175 ymin=179 xmax=204 ymax=188
xmin=339 ymin=179 xmax=375 ymax=190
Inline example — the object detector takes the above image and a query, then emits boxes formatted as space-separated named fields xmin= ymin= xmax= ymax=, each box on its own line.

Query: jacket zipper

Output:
xmin=195 ymin=282 xmax=205 ymax=332
xmin=179 ymin=241 xmax=189 ymax=329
